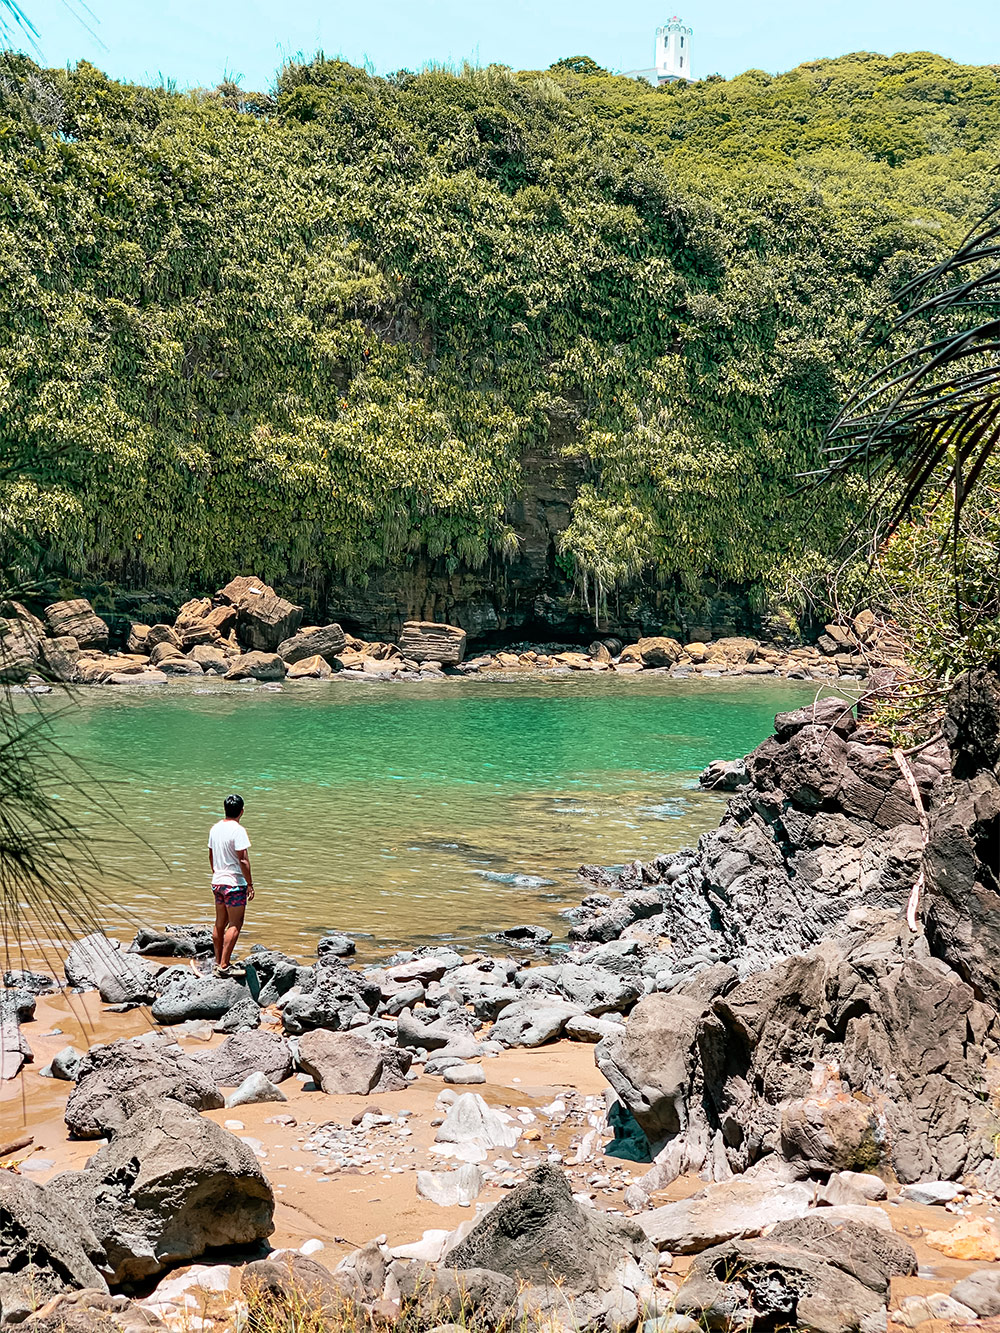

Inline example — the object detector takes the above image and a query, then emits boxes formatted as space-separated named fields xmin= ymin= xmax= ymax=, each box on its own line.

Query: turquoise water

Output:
xmin=29 ymin=674 xmax=815 ymax=956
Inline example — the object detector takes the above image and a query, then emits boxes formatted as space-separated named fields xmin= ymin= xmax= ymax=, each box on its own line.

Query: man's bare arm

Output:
xmin=208 ymin=849 xmax=214 ymax=872
xmin=237 ymin=849 xmax=254 ymax=899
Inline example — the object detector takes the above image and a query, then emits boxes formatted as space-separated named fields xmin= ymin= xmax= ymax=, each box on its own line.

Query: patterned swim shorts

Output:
xmin=213 ymin=884 xmax=248 ymax=907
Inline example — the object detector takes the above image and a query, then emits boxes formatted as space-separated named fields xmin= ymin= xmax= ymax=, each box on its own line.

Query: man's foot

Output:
xmin=214 ymin=964 xmax=232 ymax=979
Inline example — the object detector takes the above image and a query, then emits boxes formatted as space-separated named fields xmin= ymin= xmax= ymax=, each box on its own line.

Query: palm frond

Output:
xmin=0 ymin=1 xmax=38 ymax=42
xmin=817 ymin=202 xmax=1000 ymax=532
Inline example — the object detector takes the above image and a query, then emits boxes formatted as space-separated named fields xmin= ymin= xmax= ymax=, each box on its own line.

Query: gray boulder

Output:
xmin=392 ymin=1262 xmax=517 ymax=1325
xmin=241 ymin=1253 xmax=354 ymax=1313
xmin=445 ymin=1165 xmax=656 ymax=1326
xmin=296 ymin=1030 xmax=411 ymax=1094
xmin=65 ymin=1035 xmax=223 ymax=1138
xmin=638 ymin=1179 xmax=813 ymax=1253
xmin=518 ymin=962 xmax=641 ymax=1015
xmin=674 ymin=1214 xmax=915 ymax=1333
xmin=397 ymin=1007 xmax=478 ymax=1052
xmin=64 ymin=933 xmax=155 ymax=1005
xmin=698 ymin=758 xmax=748 ymax=792
xmin=951 ymin=1270 xmax=1000 ymax=1318
xmin=316 ymin=932 xmax=356 ymax=960
xmin=51 ymin=1099 xmax=273 ymax=1284
xmin=490 ymin=1000 xmax=582 ymax=1048
xmin=0 ymin=1174 xmax=108 ymax=1322
xmin=280 ymin=961 xmax=380 ymax=1035
xmin=194 ymin=1031 xmax=292 ymax=1086
xmin=50 ymin=1045 xmax=83 ymax=1081
xmin=214 ymin=996 xmax=263 ymax=1033
xmin=129 ymin=925 xmax=213 ymax=958
xmin=151 ymin=971 xmax=248 ymax=1023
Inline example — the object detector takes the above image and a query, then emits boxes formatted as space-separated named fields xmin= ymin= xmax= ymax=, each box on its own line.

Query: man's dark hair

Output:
xmin=224 ymin=793 xmax=244 ymax=819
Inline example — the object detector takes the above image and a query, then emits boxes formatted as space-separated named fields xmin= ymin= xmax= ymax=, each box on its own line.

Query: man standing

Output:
xmin=208 ymin=793 xmax=254 ymax=978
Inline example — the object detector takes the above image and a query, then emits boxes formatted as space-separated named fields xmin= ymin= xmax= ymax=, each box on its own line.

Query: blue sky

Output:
xmin=9 ymin=0 xmax=1000 ymax=91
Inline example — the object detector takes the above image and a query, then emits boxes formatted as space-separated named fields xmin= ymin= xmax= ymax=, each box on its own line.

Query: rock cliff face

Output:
xmin=924 ymin=667 xmax=1000 ymax=1008
xmin=581 ymin=669 xmax=1000 ymax=1191
xmin=569 ymin=696 xmax=949 ymax=980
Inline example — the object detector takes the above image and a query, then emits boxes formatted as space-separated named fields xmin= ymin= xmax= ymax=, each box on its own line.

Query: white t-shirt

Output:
xmin=208 ymin=819 xmax=251 ymax=886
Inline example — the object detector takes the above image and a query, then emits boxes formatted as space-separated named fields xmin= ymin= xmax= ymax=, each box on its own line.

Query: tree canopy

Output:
xmin=1 ymin=48 xmax=998 ymax=622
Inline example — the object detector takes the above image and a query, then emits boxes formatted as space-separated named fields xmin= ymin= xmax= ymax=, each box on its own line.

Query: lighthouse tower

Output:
xmin=655 ymin=16 xmax=693 ymax=83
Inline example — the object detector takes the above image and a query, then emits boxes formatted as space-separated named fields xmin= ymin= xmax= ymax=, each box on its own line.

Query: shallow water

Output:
xmin=23 ymin=673 xmax=817 ymax=957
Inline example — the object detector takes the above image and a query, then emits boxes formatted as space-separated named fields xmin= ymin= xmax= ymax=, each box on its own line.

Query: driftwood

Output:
xmin=0 ymin=1134 xmax=33 ymax=1158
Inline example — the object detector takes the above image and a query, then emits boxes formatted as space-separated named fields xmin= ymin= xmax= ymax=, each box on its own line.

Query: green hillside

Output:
xmin=1 ymin=48 xmax=997 ymax=629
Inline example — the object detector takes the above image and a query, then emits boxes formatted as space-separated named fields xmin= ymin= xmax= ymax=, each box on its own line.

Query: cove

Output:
xmin=31 ymin=673 xmax=818 ymax=956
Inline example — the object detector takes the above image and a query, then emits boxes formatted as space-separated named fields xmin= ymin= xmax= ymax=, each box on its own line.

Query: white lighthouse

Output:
xmin=655 ymin=16 xmax=693 ymax=83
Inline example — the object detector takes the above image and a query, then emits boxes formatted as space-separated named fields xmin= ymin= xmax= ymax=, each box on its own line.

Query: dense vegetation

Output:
xmin=1 ymin=47 xmax=998 ymax=625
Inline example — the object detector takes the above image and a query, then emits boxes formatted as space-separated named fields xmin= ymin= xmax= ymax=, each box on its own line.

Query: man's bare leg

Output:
xmin=221 ymin=903 xmax=246 ymax=968
xmin=213 ymin=899 xmax=228 ymax=965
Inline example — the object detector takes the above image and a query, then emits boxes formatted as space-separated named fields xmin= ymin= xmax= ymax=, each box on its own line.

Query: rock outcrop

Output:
xmin=597 ymin=911 xmax=1000 ymax=1188
xmin=924 ymin=667 xmax=1000 ymax=1009
xmin=569 ymin=696 xmax=947 ymax=980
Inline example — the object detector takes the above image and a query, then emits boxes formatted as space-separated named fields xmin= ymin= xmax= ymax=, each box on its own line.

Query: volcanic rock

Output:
xmin=195 ymin=1031 xmax=292 ymax=1087
xmin=296 ymin=1030 xmax=411 ymax=1095
xmin=151 ymin=971 xmax=249 ymax=1024
xmin=280 ymin=961 xmax=380 ymax=1034
xmin=50 ymin=1098 xmax=274 ymax=1283
xmin=65 ymin=1035 xmax=224 ymax=1138
xmin=0 ymin=1174 xmax=108 ymax=1321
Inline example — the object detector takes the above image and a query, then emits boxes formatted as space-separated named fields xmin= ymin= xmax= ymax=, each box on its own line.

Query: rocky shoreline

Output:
xmin=4 ymin=669 xmax=1000 ymax=1331
xmin=1 ymin=576 xmax=905 ymax=688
